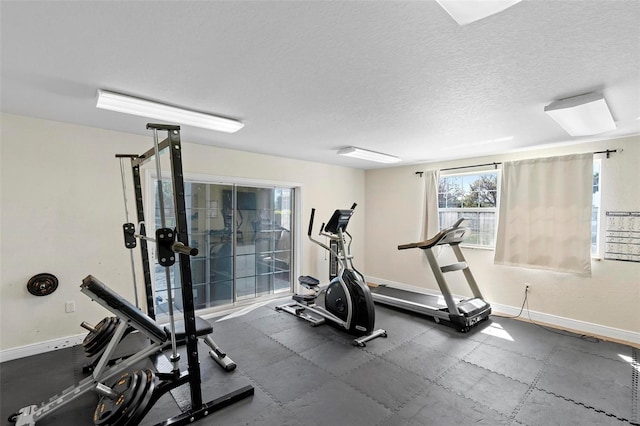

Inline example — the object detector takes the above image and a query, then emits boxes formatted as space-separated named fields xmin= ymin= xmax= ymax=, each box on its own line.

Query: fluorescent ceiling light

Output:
xmin=96 ymin=89 xmax=244 ymax=133
xmin=436 ymin=0 xmax=523 ymax=26
xmin=337 ymin=147 xmax=401 ymax=164
xmin=544 ymin=93 xmax=616 ymax=137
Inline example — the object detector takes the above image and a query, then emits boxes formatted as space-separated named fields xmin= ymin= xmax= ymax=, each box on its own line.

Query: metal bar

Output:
xmin=131 ymin=162 xmax=155 ymax=318
xmin=422 ymin=149 xmax=618 ymax=174
xmin=152 ymin=128 xmax=180 ymax=370
xmin=166 ymin=127 xmax=204 ymax=409
xmin=131 ymin=137 xmax=171 ymax=167
xmin=440 ymin=162 xmax=501 ymax=172
xmin=451 ymin=244 xmax=484 ymax=299
xmin=119 ymin=157 xmax=140 ymax=307
xmin=424 ymin=248 xmax=460 ymax=316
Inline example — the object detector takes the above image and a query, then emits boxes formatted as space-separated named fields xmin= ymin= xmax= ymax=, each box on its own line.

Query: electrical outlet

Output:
xmin=65 ymin=301 xmax=76 ymax=313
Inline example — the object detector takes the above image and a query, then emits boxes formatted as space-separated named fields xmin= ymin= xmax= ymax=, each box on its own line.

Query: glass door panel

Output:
xmin=154 ymin=180 xmax=293 ymax=315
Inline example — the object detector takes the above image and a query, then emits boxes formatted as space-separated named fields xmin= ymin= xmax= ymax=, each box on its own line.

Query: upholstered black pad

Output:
xmin=81 ymin=275 xmax=168 ymax=343
xmin=170 ymin=317 xmax=213 ymax=339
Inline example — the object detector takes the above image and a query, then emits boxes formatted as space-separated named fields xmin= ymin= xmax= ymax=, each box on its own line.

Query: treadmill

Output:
xmin=370 ymin=218 xmax=491 ymax=332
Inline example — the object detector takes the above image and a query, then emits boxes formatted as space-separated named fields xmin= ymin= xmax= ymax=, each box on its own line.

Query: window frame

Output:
xmin=438 ymin=169 xmax=500 ymax=249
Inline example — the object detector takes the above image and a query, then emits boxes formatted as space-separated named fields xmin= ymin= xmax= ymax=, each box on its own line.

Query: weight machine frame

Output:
xmin=120 ymin=124 xmax=254 ymax=422
xmin=10 ymin=124 xmax=253 ymax=426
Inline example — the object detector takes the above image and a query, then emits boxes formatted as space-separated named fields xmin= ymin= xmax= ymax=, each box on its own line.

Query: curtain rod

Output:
xmin=415 ymin=149 xmax=618 ymax=175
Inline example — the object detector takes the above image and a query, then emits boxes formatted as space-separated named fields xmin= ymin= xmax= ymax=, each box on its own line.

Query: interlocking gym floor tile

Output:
xmin=286 ymin=381 xmax=391 ymax=426
xmin=515 ymin=388 xmax=629 ymax=425
xmin=481 ymin=318 xmax=560 ymax=360
xmin=248 ymin=309 xmax=309 ymax=336
xmin=299 ymin=339 xmax=377 ymax=376
xmin=205 ymin=318 xmax=267 ymax=352
xmin=244 ymin=353 xmax=333 ymax=404
xmin=269 ymin=325 xmax=332 ymax=354
xmin=379 ymin=382 xmax=512 ymax=426
xmin=535 ymin=363 xmax=632 ymax=420
xmin=555 ymin=334 xmax=635 ymax=361
xmin=463 ymin=343 xmax=545 ymax=384
xmin=382 ymin=340 xmax=460 ymax=379
xmin=362 ymin=310 xmax=432 ymax=355
xmin=343 ymin=357 xmax=429 ymax=410
xmin=412 ymin=327 xmax=482 ymax=359
xmin=230 ymin=334 xmax=298 ymax=371
xmin=547 ymin=346 xmax=632 ymax=387
xmin=437 ymin=361 xmax=530 ymax=417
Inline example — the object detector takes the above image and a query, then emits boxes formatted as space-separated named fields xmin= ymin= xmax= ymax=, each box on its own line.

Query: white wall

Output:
xmin=0 ymin=113 xmax=365 ymax=354
xmin=365 ymin=135 xmax=640 ymax=344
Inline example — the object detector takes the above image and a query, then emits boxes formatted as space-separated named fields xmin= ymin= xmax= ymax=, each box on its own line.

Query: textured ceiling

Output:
xmin=1 ymin=0 xmax=639 ymax=169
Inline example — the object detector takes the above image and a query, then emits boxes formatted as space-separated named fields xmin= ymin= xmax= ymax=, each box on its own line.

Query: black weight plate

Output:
xmin=26 ymin=273 xmax=58 ymax=296
xmin=120 ymin=370 xmax=152 ymax=424
xmin=85 ymin=318 xmax=119 ymax=356
xmin=84 ymin=317 xmax=118 ymax=354
xmin=83 ymin=317 xmax=112 ymax=349
xmin=93 ymin=371 xmax=140 ymax=426
xmin=84 ymin=318 xmax=114 ymax=354
xmin=110 ymin=370 xmax=148 ymax=426
xmin=123 ymin=369 xmax=157 ymax=426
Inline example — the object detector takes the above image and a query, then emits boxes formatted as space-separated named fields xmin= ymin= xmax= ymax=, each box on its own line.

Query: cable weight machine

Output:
xmin=9 ymin=124 xmax=254 ymax=426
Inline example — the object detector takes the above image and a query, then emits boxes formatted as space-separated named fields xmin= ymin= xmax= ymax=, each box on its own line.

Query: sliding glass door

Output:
xmin=153 ymin=179 xmax=294 ymax=315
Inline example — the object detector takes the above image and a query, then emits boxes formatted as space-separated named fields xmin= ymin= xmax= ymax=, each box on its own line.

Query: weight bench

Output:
xmin=82 ymin=275 xmax=236 ymax=372
xmin=10 ymin=275 xmax=231 ymax=426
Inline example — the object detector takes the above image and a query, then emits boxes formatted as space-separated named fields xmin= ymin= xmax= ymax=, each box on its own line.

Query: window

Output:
xmin=438 ymin=171 xmax=499 ymax=247
xmin=152 ymin=178 xmax=295 ymax=316
xmin=437 ymin=160 xmax=601 ymax=253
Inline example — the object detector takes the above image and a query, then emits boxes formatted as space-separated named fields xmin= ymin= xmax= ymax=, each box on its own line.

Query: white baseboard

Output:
xmin=4 ymin=280 xmax=638 ymax=362
xmin=0 ymin=298 xmax=286 ymax=363
xmin=489 ymin=301 xmax=640 ymax=346
xmin=0 ymin=334 xmax=85 ymax=363
xmin=366 ymin=275 xmax=640 ymax=346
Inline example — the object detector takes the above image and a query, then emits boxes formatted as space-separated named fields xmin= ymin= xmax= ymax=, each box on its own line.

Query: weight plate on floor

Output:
xmin=26 ymin=273 xmax=58 ymax=296
xmin=122 ymin=369 xmax=157 ymax=426
xmin=93 ymin=371 xmax=140 ymax=426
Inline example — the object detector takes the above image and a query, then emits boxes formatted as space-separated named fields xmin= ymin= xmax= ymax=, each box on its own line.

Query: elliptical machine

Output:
xmin=276 ymin=203 xmax=387 ymax=347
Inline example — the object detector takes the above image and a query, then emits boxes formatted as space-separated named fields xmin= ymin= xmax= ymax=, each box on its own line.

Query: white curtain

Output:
xmin=494 ymin=153 xmax=593 ymax=275
xmin=422 ymin=170 xmax=440 ymax=240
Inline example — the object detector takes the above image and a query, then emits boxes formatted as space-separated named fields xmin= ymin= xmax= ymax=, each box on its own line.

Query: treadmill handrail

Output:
xmin=398 ymin=218 xmax=471 ymax=250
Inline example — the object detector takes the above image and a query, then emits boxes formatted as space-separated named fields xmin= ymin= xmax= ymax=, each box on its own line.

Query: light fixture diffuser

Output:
xmin=337 ymin=147 xmax=401 ymax=164
xmin=96 ymin=89 xmax=244 ymax=133
xmin=435 ymin=0 xmax=523 ymax=26
xmin=544 ymin=93 xmax=616 ymax=137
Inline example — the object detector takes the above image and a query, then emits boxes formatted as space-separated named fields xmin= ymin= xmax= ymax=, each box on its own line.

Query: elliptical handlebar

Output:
xmin=308 ymin=208 xmax=316 ymax=237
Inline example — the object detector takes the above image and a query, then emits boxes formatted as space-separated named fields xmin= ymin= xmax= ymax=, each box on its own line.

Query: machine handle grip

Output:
xmin=172 ymin=242 xmax=199 ymax=256
xmin=351 ymin=202 xmax=357 ymax=210
xmin=308 ymin=208 xmax=316 ymax=236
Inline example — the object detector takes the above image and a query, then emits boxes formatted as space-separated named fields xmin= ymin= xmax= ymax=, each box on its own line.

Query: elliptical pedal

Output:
xmin=298 ymin=275 xmax=320 ymax=288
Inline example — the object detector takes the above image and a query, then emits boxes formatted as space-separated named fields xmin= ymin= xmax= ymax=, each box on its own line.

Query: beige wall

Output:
xmin=0 ymin=113 xmax=365 ymax=352
xmin=365 ymin=135 xmax=640 ymax=341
